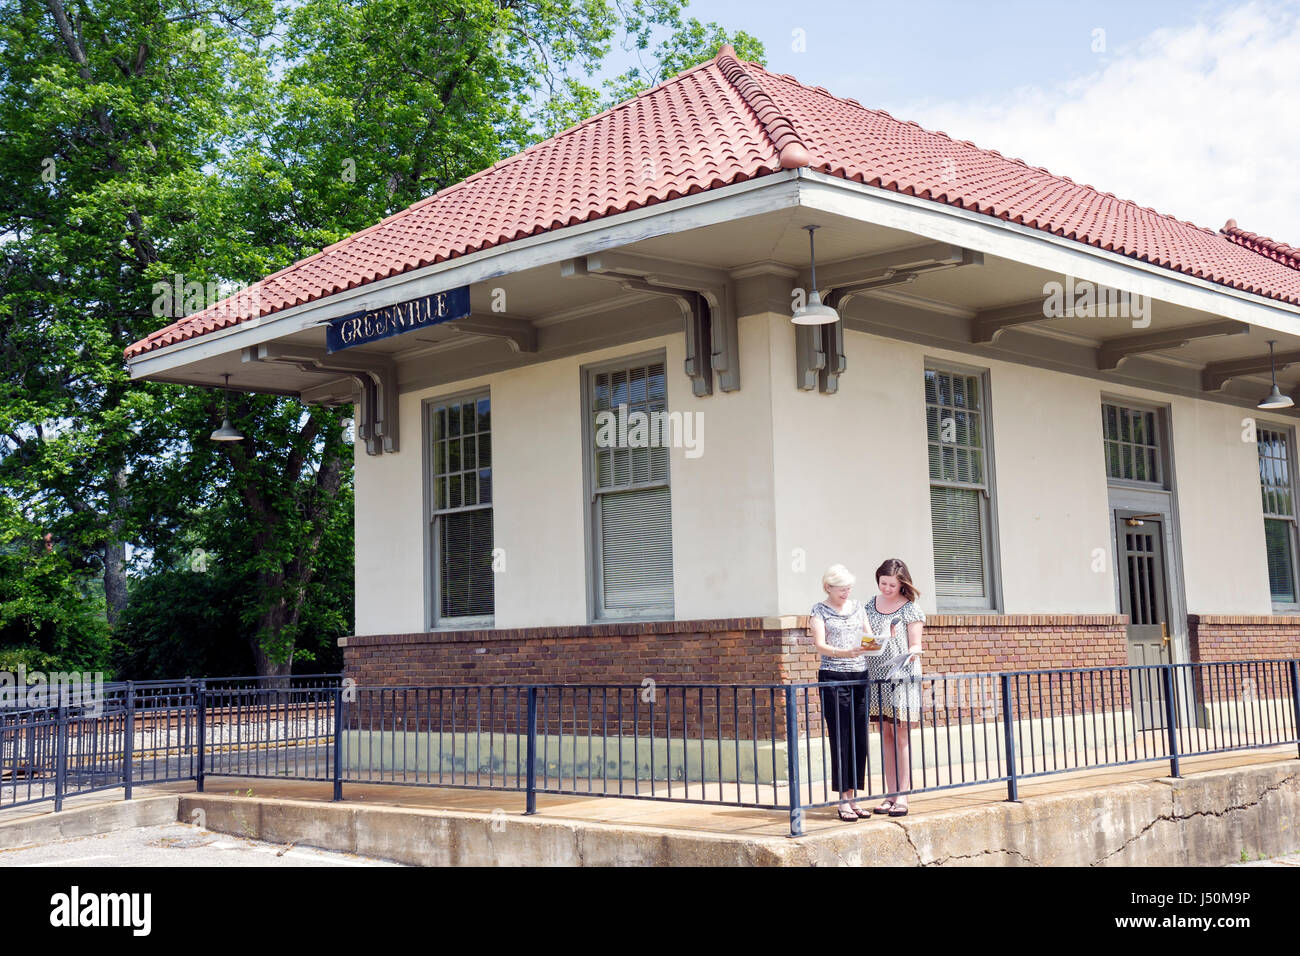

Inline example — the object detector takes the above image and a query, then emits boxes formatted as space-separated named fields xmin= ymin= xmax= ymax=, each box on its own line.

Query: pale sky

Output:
xmin=637 ymin=0 xmax=1300 ymax=245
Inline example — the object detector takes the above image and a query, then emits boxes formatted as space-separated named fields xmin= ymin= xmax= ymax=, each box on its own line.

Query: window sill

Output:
xmin=430 ymin=617 xmax=495 ymax=631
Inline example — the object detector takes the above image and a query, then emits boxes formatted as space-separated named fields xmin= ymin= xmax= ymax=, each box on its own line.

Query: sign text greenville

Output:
xmin=326 ymin=287 xmax=471 ymax=352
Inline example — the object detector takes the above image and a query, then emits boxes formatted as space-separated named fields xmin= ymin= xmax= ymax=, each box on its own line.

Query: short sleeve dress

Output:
xmin=863 ymin=597 xmax=926 ymax=719
xmin=809 ymin=600 xmax=869 ymax=674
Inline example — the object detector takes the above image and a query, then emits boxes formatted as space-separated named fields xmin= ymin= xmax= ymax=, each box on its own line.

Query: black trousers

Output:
xmin=818 ymin=669 xmax=870 ymax=792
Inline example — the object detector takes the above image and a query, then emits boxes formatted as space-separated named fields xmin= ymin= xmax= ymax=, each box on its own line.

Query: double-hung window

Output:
xmin=1258 ymin=426 xmax=1299 ymax=607
xmin=585 ymin=356 xmax=674 ymax=618
xmin=428 ymin=393 xmax=494 ymax=624
xmin=925 ymin=365 xmax=998 ymax=609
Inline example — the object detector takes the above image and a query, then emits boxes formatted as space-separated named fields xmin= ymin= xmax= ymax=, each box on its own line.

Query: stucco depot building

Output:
xmin=126 ymin=46 xmax=1300 ymax=695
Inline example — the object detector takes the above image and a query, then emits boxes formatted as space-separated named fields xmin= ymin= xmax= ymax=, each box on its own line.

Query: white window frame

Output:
xmin=581 ymin=351 xmax=675 ymax=621
xmin=924 ymin=360 xmax=1001 ymax=612
xmin=423 ymin=388 xmax=494 ymax=629
xmin=1257 ymin=421 xmax=1300 ymax=612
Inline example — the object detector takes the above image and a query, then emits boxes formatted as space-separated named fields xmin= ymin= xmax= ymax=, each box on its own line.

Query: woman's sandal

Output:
xmin=851 ymin=804 xmax=873 ymax=818
xmin=837 ymin=805 xmax=859 ymax=822
xmin=871 ymin=800 xmax=895 ymax=815
xmin=888 ymin=804 xmax=909 ymax=817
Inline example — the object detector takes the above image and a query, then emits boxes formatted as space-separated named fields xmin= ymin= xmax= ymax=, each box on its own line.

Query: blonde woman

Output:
xmin=808 ymin=564 xmax=872 ymax=821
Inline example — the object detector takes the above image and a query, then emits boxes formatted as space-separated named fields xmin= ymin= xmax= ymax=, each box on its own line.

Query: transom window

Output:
xmin=925 ymin=366 xmax=997 ymax=608
xmin=1102 ymin=403 xmax=1162 ymax=484
xmin=1258 ymin=426 xmax=1298 ymax=606
xmin=429 ymin=394 xmax=493 ymax=622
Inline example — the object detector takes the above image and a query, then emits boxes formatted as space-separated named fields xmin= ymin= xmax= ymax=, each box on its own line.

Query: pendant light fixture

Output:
xmin=791 ymin=225 xmax=840 ymax=325
xmin=1257 ymin=340 xmax=1294 ymax=410
xmin=210 ymin=373 xmax=245 ymax=441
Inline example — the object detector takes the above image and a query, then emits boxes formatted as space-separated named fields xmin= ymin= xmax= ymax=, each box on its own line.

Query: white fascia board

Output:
xmin=128 ymin=171 xmax=805 ymax=380
xmin=797 ymin=169 xmax=1300 ymax=332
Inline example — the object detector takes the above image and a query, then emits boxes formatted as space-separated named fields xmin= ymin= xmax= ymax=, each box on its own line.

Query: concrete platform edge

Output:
xmin=174 ymin=759 xmax=1300 ymax=866
xmin=0 ymin=795 xmax=180 ymax=851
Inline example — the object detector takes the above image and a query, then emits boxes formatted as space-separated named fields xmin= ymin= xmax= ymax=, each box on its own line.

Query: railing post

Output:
xmin=332 ymin=683 xmax=344 ymax=802
xmin=54 ymin=704 xmax=68 ymax=813
xmin=785 ymin=686 xmax=802 ymax=837
xmin=525 ymin=687 xmax=538 ymax=815
xmin=1289 ymin=660 xmax=1300 ymax=760
xmin=1161 ymin=664 xmax=1181 ymax=778
xmin=124 ymin=681 xmax=135 ymax=800
xmin=1000 ymin=674 xmax=1019 ymax=803
xmin=195 ymin=679 xmax=206 ymax=793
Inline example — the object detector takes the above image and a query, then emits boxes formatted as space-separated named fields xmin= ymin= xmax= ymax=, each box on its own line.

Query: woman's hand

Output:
xmin=906 ymin=621 xmax=924 ymax=661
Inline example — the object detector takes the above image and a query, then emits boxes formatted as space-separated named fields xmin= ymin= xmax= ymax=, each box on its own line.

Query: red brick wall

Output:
xmin=1188 ymin=615 xmax=1300 ymax=704
xmin=343 ymin=618 xmax=806 ymax=737
xmin=922 ymin=614 xmax=1129 ymax=672
xmin=342 ymin=613 xmax=1135 ymax=733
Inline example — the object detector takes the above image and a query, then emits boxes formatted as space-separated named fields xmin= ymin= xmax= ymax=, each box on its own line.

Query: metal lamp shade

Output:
xmin=791 ymin=289 xmax=840 ymax=326
xmin=1257 ymin=385 xmax=1294 ymax=410
xmin=210 ymin=417 xmax=245 ymax=441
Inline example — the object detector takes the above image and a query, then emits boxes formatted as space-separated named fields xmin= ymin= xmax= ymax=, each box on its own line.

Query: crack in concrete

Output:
xmin=893 ymin=821 xmax=924 ymax=866
xmin=1089 ymin=773 xmax=1299 ymax=867
xmin=889 ymin=818 xmax=1039 ymax=867
xmin=927 ymin=846 xmax=1038 ymax=867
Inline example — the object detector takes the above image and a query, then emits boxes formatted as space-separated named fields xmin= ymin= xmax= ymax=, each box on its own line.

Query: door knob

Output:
xmin=1160 ymin=621 xmax=1169 ymax=648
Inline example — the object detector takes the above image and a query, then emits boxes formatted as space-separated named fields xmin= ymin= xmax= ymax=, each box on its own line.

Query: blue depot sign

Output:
xmin=326 ymin=286 xmax=471 ymax=352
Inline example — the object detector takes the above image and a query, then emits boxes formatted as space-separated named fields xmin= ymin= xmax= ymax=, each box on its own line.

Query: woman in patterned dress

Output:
xmin=862 ymin=558 xmax=925 ymax=816
xmin=808 ymin=564 xmax=872 ymax=821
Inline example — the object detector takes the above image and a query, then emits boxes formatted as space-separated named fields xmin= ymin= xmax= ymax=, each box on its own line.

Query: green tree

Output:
xmin=2 ymin=0 xmax=764 ymax=677
xmin=0 ymin=0 xmax=277 ymax=668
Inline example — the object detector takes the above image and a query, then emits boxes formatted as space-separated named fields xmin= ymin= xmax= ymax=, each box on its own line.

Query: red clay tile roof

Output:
xmin=125 ymin=45 xmax=1300 ymax=360
xmin=1221 ymin=219 xmax=1300 ymax=271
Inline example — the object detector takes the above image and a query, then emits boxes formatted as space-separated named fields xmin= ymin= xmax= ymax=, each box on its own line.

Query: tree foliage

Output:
xmin=0 ymin=0 xmax=763 ymax=677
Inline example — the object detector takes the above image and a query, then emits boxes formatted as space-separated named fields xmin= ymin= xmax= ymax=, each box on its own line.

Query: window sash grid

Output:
xmin=587 ymin=358 xmax=674 ymax=618
xmin=926 ymin=367 xmax=995 ymax=606
xmin=428 ymin=393 xmax=494 ymax=625
xmin=1102 ymin=402 xmax=1163 ymax=484
xmin=1258 ymin=426 xmax=1300 ymax=605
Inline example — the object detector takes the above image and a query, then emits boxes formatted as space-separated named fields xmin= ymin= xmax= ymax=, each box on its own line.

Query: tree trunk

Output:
xmin=103 ymin=467 xmax=129 ymax=627
xmin=102 ymin=537 xmax=128 ymax=627
xmin=241 ymin=421 xmax=347 ymax=678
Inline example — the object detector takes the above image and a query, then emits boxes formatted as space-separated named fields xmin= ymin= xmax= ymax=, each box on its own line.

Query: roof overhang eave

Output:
xmin=127 ymin=164 xmax=1300 ymax=383
xmin=126 ymin=169 xmax=806 ymax=381
xmin=796 ymin=169 xmax=1300 ymax=335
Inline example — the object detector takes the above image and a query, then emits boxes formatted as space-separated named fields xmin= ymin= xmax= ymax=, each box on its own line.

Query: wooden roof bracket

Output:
xmin=796 ymin=245 xmax=982 ymax=393
xmin=244 ymin=343 xmax=399 ymax=456
xmin=1096 ymin=320 xmax=1249 ymax=371
xmin=562 ymin=253 xmax=740 ymax=396
xmin=1202 ymin=347 xmax=1300 ymax=392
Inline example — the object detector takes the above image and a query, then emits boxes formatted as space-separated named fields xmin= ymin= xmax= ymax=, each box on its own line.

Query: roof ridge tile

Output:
xmin=715 ymin=45 xmax=811 ymax=169
xmin=1222 ymin=219 xmax=1300 ymax=271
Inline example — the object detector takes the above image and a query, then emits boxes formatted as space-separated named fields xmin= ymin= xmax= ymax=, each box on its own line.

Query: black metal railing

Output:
xmin=2 ymin=663 xmax=1297 ymax=835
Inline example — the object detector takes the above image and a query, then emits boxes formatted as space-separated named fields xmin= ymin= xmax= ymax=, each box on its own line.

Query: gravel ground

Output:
xmin=0 ymin=823 xmax=406 ymax=867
